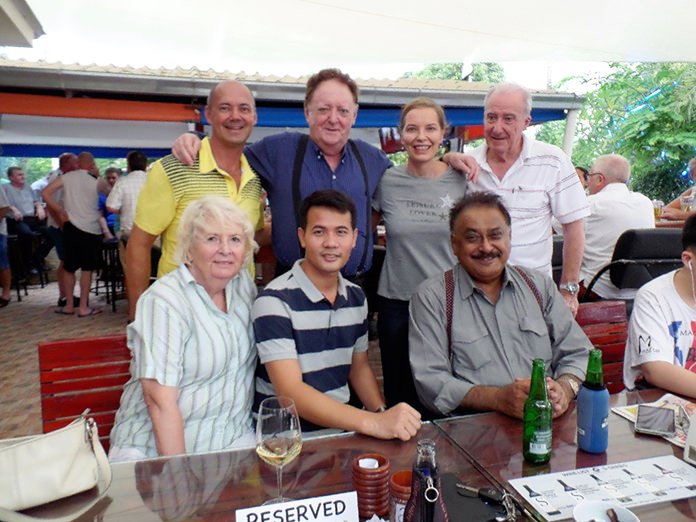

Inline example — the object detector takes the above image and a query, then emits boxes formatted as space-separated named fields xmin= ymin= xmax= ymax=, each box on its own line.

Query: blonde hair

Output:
xmin=399 ymin=97 xmax=447 ymax=131
xmin=175 ymin=196 xmax=257 ymax=269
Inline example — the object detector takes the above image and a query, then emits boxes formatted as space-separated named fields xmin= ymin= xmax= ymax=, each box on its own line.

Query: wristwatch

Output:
xmin=559 ymin=282 xmax=580 ymax=295
xmin=562 ymin=377 xmax=580 ymax=398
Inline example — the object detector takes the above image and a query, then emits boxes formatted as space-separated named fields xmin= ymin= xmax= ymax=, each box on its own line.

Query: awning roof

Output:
xmin=5 ymin=1 xmax=696 ymax=67
xmin=0 ymin=60 xmax=583 ymax=158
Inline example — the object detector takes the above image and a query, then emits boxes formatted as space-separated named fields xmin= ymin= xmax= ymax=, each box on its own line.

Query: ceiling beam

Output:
xmin=0 ymin=0 xmax=44 ymax=47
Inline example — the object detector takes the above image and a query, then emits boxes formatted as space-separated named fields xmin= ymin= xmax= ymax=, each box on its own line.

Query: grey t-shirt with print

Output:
xmin=372 ymin=164 xmax=468 ymax=301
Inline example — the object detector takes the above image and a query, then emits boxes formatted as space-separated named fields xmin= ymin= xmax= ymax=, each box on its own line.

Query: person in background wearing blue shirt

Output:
xmin=99 ymin=167 xmax=121 ymax=239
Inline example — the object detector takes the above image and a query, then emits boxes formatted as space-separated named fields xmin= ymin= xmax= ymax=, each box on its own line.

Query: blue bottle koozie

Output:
xmin=577 ymin=349 xmax=609 ymax=453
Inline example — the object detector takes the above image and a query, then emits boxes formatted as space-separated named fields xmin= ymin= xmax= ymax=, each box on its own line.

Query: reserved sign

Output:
xmin=236 ymin=491 xmax=358 ymax=522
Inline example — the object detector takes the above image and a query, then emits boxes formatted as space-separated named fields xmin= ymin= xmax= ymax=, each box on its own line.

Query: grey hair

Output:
xmin=484 ymin=82 xmax=532 ymax=116
xmin=592 ymin=154 xmax=631 ymax=184
xmin=174 ymin=196 xmax=258 ymax=269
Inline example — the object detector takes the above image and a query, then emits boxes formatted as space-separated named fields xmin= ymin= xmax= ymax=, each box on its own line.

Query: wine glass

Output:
xmin=256 ymin=396 xmax=302 ymax=504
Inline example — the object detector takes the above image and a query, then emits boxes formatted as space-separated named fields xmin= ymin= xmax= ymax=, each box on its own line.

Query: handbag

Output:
xmin=0 ymin=410 xmax=112 ymax=522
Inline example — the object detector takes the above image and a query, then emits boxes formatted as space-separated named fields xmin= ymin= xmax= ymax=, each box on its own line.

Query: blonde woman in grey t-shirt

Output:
xmin=372 ymin=97 xmax=473 ymax=416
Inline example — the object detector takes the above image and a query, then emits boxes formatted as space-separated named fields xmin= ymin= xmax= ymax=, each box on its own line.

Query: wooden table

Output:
xmin=26 ymin=390 xmax=696 ymax=521
xmin=29 ymin=422 xmax=499 ymax=522
xmin=656 ymin=219 xmax=685 ymax=228
xmin=435 ymin=389 xmax=696 ymax=521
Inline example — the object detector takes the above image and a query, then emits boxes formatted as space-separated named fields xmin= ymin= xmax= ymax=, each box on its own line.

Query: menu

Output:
xmin=508 ymin=455 xmax=696 ymax=521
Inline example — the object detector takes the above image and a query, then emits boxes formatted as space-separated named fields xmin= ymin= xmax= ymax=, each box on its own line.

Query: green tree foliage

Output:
xmin=404 ymin=62 xmax=504 ymax=83
xmin=534 ymin=120 xmax=564 ymax=150
xmin=0 ymin=157 xmax=127 ymax=184
xmin=563 ymin=63 xmax=696 ymax=202
xmin=0 ymin=157 xmax=53 ymax=183
xmin=470 ymin=63 xmax=505 ymax=83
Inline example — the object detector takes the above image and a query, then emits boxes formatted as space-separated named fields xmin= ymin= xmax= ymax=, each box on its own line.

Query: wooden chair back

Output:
xmin=38 ymin=334 xmax=131 ymax=453
xmin=575 ymin=301 xmax=628 ymax=394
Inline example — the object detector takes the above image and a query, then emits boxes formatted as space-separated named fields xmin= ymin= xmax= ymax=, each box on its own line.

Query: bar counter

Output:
xmin=655 ymin=219 xmax=685 ymax=228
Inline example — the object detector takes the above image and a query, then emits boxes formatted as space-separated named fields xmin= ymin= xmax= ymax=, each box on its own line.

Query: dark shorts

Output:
xmin=63 ymin=222 xmax=102 ymax=272
xmin=46 ymin=226 xmax=65 ymax=260
xmin=0 ymin=235 xmax=8 ymax=270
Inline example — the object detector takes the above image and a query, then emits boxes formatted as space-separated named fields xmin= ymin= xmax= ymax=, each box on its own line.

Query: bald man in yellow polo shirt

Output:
xmin=126 ymin=80 xmax=264 ymax=320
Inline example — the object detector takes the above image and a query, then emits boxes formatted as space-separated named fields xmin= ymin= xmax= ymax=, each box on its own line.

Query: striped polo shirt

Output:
xmin=252 ymin=260 xmax=368 ymax=431
xmin=134 ymin=137 xmax=264 ymax=277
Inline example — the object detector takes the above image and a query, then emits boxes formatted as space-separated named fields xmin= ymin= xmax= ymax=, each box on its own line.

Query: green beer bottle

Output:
xmin=523 ymin=358 xmax=552 ymax=464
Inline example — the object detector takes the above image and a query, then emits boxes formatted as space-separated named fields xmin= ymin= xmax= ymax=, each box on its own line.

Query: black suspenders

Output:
xmin=291 ymin=135 xmax=371 ymax=275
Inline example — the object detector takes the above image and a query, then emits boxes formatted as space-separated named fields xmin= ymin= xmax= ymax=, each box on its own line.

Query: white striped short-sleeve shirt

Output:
xmin=470 ymin=136 xmax=589 ymax=275
xmin=110 ymin=264 xmax=257 ymax=458
xmin=105 ymin=170 xmax=148 ymax=237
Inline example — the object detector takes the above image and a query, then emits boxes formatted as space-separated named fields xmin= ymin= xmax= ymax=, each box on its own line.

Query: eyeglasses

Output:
xmin=311 ymin=106 xmax=354 ymax=118
xmin=587 ymin=172 xmax=603 ymax=179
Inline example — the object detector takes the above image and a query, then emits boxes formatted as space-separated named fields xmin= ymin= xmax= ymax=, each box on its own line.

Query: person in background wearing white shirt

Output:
xmin=0 ymin=188 xmax=11 ymax=307
xmin=106 ymin=150 xmax=149 ymax=313
xmin=44 ymin=153 xmax=80 ymax=307
xmin=579 ymin=154 xmax=655 ymax=300
xmin=106 ymin=151 xmax=149 ymax=244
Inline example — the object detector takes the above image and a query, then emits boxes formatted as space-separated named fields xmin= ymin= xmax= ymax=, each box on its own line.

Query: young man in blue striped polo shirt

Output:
xmin=253 ymin=189 xmax=421 ymax=441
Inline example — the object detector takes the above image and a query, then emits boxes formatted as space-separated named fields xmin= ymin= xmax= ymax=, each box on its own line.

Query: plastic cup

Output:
xmin=652 ymin=200 xmax=664 ymax=221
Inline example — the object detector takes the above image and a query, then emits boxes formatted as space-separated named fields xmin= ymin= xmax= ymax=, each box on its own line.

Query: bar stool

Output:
xmin=7 ymin=235 xmax=28 ymax=301
xmin=96 ymin=238 xmax=124 ymax=312
xmin=31 ymin=231 xmax=50 ymax=287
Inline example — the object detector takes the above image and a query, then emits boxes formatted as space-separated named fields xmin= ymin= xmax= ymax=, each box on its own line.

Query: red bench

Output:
xmin=576 ymin=301 xmax=628 ymax=394
xmin=38 ymin=334 xmax=131 ymax=453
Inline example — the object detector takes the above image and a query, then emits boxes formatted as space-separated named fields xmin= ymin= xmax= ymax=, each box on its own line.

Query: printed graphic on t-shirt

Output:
xmin=638 ymin=335 xmax=656 ymax=355
xmin=402 ymin=192 xmax=455 ymax=223
xmin=669 ymin=320 xmax=696 ymax=371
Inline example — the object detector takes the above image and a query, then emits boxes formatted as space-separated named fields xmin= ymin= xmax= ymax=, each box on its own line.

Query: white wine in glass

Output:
xmin=256 ymin=396 xmax=302 ymax=504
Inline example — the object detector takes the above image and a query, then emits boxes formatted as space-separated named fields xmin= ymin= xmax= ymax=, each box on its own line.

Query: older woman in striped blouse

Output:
xmin=109 ymin=196 xmax=258 ymax=461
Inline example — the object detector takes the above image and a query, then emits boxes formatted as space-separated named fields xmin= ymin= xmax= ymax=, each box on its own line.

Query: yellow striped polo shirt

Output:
xmin=134 ymin=137 xmax=264 ymax=278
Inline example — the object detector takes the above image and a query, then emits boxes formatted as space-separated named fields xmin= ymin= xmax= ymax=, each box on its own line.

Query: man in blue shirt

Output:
xmin=173 ymin=69 xmax=477 ymax=279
